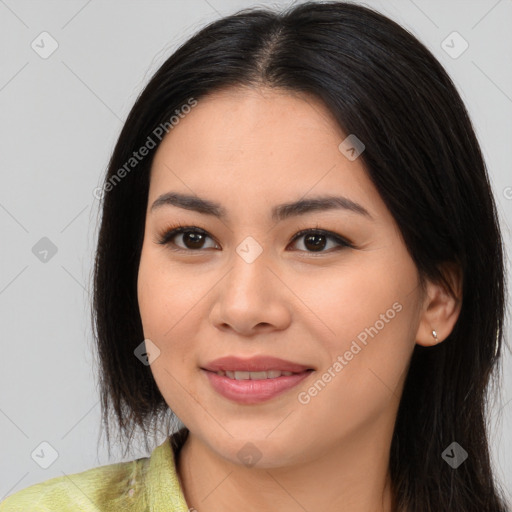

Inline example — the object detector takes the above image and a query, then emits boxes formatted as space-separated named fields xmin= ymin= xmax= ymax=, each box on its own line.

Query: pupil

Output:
xmin=184 ymin=232 xmax=204 ymax=249
xmin=305 ymin=234 xmax=325 ymax=251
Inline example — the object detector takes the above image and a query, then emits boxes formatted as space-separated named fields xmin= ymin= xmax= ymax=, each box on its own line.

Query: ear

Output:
xmin=415 ymin=262 xmax=463 ymax=347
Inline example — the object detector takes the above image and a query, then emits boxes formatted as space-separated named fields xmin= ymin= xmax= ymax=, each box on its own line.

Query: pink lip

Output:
xmin=202 ymin=369 xmax=313 ymax=404
xmin=201 ymin=355 xmax=313 ymax=373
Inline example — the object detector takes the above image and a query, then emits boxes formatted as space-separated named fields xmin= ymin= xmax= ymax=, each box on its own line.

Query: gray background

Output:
xmin=1 ymin=0 xmax=511 ymax=503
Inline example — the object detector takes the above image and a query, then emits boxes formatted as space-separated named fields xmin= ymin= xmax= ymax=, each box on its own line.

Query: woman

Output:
xmin=1 ymin=1 xmax=509 ymax=511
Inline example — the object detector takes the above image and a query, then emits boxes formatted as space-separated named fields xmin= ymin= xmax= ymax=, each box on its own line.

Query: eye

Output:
xmin=288 ymin=228 xmax=353 ymax=253
xmin=155 ymin=224 xmax=354 ymax=253
xmin=156 ymin=225 xmax=219 ymax=251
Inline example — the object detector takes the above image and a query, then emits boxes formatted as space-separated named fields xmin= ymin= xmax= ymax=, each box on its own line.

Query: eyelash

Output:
xmin=155 ymin=222 xmax=355 ymax=255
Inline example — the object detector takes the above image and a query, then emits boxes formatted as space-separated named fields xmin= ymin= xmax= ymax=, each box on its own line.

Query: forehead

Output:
xmin=147 ymin=86 xmax=389 ymax=225
xmin=152 ymin=85 xmax=345 ymax=169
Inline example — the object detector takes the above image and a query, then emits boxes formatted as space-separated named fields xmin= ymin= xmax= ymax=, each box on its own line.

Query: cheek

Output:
xmin=137 ymin=249 xmax=202 ymax=338
xmin=293 ymin=253 xmax=414 ymax=345
xmin=137 ymin=249 xmax=200 ymax=417
xmin=137 ymin=247 xmax=215 ymax=389
xmin=137 ymin=251 xmax=166 ymax=340
xmin=297 ymin=253 xmax=419 ymax=394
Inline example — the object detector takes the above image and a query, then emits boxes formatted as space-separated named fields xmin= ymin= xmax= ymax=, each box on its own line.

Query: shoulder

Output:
xmin=0 ymin=454 xmax=149 ymax=511
xmin=0 ymin=431 xmax=190 ymax=512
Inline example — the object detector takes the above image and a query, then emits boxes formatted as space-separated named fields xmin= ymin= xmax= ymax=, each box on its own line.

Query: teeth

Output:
xmin=217 ymin=370 xmax=297 ymax=380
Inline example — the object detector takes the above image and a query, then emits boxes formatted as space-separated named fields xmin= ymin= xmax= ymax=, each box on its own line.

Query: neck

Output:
xmin=176 ymin=423 xmax=395 ymax=512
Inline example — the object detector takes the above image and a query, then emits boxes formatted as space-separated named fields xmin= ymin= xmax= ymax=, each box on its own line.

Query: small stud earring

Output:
xmin=432 ymin=329 xmax=438 ymax=343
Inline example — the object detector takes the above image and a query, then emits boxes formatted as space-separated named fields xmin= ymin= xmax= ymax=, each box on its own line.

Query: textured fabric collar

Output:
xmin=146 ymin=428 xmax=190 ymax=512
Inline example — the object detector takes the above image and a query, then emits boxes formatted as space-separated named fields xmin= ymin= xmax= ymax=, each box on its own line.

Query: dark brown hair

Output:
xmin=92 ymin=2 xmax=510 ymax=510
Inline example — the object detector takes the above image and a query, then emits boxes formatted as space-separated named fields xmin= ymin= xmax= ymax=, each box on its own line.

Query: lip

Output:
xmin=201 ymin=355 xmax=314 ymax=373
xmin=200 ymin=356 xmax=315 ymax=405
xmin=202 ymin=368 xmax=314 ymax=404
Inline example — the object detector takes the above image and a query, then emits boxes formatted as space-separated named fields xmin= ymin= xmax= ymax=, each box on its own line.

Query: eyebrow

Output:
xmin=150 ymin=192 xmax=373 ymax=222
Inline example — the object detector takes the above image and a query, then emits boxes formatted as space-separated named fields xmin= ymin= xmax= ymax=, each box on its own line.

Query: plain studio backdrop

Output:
xmin=0 ymin=0 xmax=511 ymax=503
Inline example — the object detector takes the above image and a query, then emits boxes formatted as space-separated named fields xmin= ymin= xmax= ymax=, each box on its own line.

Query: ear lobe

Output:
xmin=415 ymin=262 xmax=463 ymax=347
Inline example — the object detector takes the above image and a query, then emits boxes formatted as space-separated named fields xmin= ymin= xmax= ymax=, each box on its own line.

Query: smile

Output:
xmin=214 ymin=370 xmax=296 ymax=380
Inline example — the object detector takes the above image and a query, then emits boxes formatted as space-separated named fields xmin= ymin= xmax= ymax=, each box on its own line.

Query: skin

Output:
xmin=137 ymin=86 xmax=462 ymax=512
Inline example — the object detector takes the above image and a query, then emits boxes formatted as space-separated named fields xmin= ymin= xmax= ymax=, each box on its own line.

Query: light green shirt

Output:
xmin=0 ymin=429 xmax=191 ymax=511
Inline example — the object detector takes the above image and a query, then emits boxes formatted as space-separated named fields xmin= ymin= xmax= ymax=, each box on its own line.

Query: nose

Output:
xmin=209 ymin=245 xmax=292 ymax=336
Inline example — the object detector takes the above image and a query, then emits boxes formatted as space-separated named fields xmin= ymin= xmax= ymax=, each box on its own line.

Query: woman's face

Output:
xmin=137 ymin=86 xmax=426 ymax=467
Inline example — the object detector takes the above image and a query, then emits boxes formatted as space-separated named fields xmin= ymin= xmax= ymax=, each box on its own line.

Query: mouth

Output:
xmin=201 ymin=355 xmax=315 ymax=374
xmin=200 ymin=356 xmax=315 ymax=404
xmin=211 ymin=369 xmax=311 ymax=380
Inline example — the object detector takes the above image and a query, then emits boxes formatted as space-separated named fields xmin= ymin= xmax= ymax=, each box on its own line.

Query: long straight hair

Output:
xmin=92 ymin=2 xmax=510 ymax=510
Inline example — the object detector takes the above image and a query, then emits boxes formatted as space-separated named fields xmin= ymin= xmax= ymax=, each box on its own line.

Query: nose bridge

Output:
xmin=228 ymin=234 xmax=270 ymax=295
xmin=216 ymin=233 xmax=280 ymax=318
